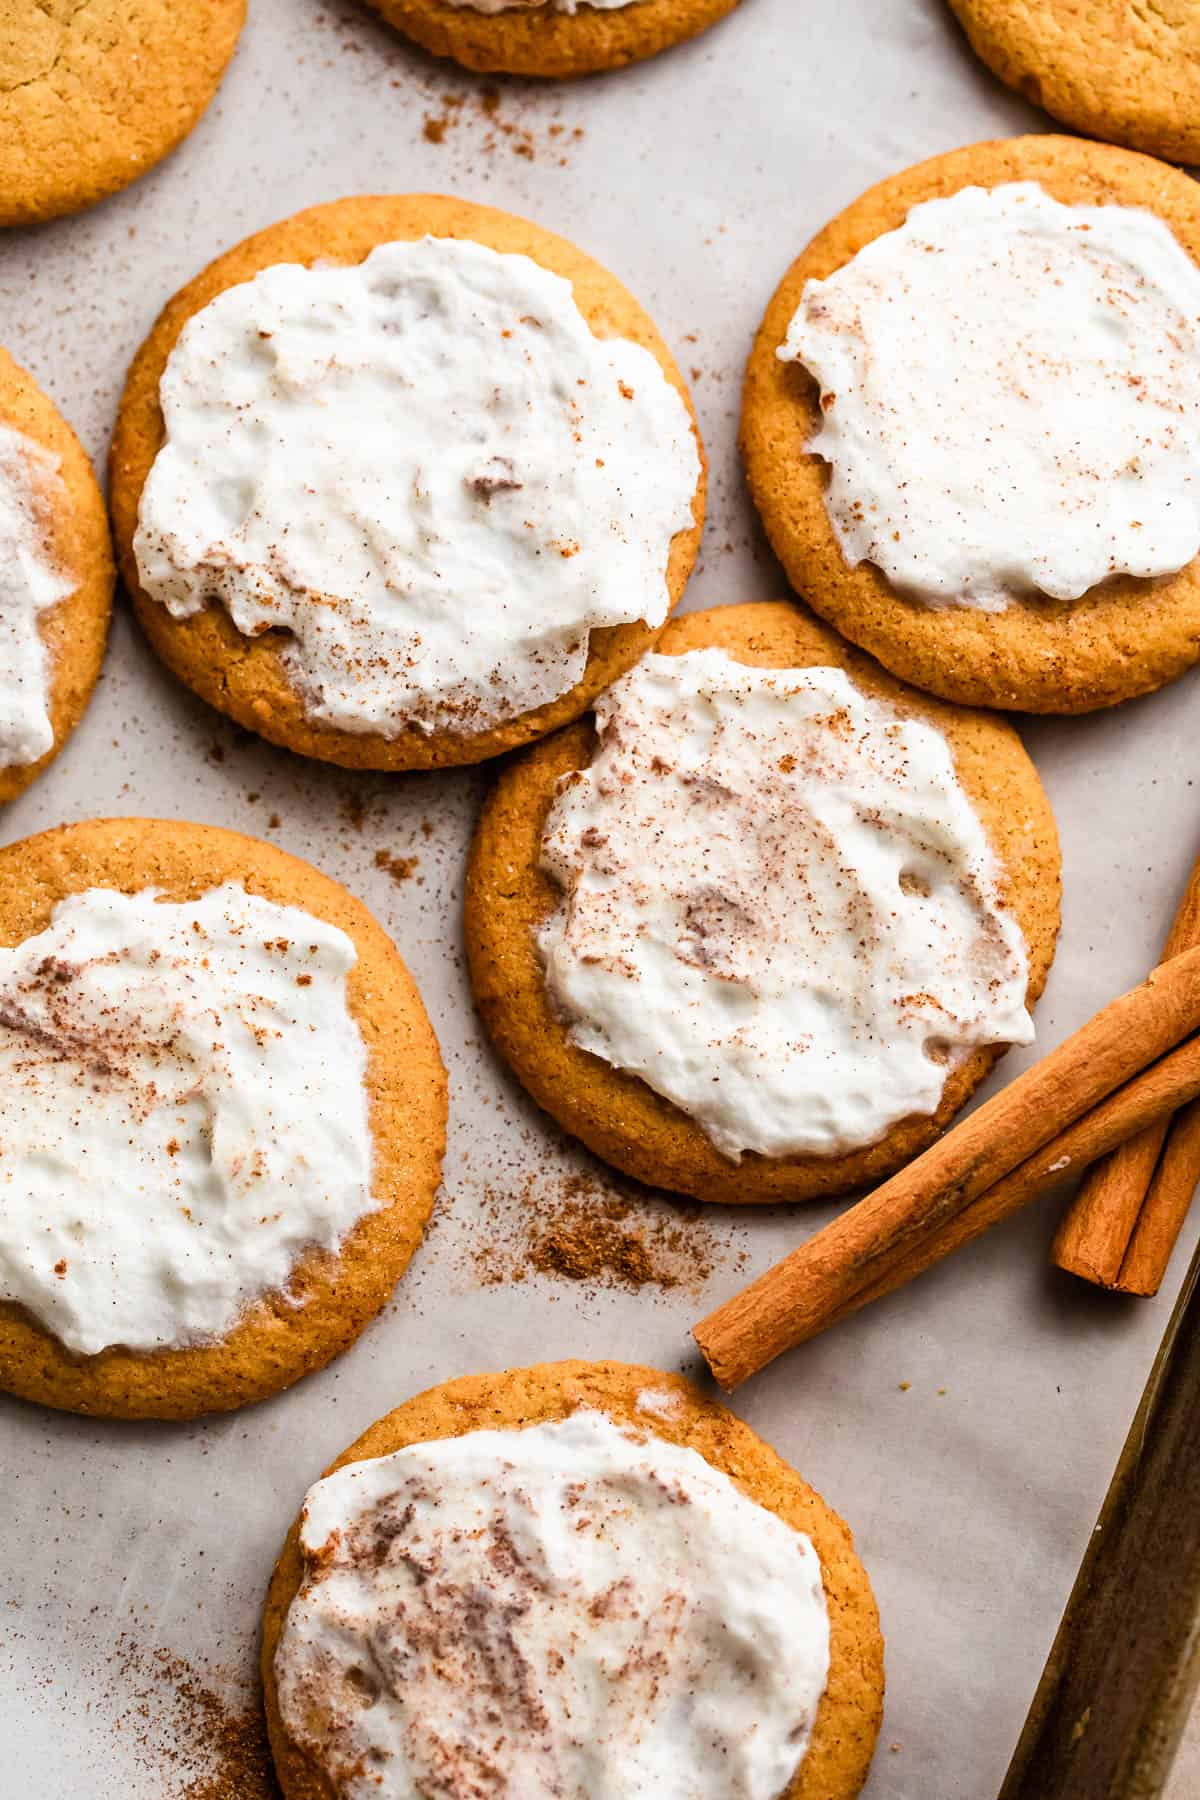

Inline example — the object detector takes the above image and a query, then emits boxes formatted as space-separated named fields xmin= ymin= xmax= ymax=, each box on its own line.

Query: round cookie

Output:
xmin=261 ymin=1359 xmax=885 ymax=1800
xmin=0 ymin=0 xmax=246 ymax=227
xmin=363 ymin=0 xmax=742 ymax=78
xmin=948 ymin=0 xmax=1200 ymax=166
xmin=0 ymin=347 xmax=113 ymax=805
xmin=110 ymin=194 xmax=706 ymax=772
xmin=466 ymin=600 xmax=1061 ymax=1205
xmin=0 ymin=817 xmax=447 ymax=1420
xmin=741 ymin=136 xmax=1200 ymax=715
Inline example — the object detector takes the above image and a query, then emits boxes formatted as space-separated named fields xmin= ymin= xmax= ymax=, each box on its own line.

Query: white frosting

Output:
xmin=135 ymin=236 xmax=698 ymax=738
xmin=538 ymin=649 xmax=1033 ymax=1161
xmin=779 ymin=182 xmax=1200 ymax=609
xmin=0 ymin=884 xmax=373 ymax=1356
xmin=0 ymin=423 xmax=73 ymax=768
xmin=275 ymin=1411 xmax=830 ymax=1800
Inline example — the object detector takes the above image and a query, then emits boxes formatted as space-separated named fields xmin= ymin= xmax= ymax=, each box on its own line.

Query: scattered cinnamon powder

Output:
xmin=417 ymin=82 xmax=583 ymax=167
xmin=375 ymin=848 xmax=419 ymax=885
xmin=469 ymin=1170 xmax=734 ymax=1296
xmin=339 ymin=791 xmax=368 ymax=832
xmin=109 ymin=1636 xmax=278 ymax=1799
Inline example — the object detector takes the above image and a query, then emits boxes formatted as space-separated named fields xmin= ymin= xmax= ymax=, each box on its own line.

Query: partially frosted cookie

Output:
xmin=949 ymin=0 xmax=1200 ymax=166
xmin=742 ymin=136 xmax=1200 ymax=714
xmin=261 ymin=1360 xmax=884 ymax=1799
xmin=0 ymin=0 xmax=245 ymax=226
xmin=363 ymin=0 xmax=742 ymax=77
xmin=466 ymin=602 xmax=1060 ymax=1204
xmin=0 ymin=818 xmax=447 ymax=1419
xmin=110 ymin=196 xmax=705 ymax=771
xmin=0 ymin=348 xmax=112 ymax=804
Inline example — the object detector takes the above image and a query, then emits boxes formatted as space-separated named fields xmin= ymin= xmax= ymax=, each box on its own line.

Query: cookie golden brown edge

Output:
xmin=0 ymin=0 xmax=246 ymax=227
xmin=364 ymin=0 xmax=742 ymax=78
xmin=741 ymin=135 xmax=1200 ymax=715
xmin=109 ymin=194 xmax=707 ymax=773
xmin=0 ymin=817 xmax=447 ymax=1420
xmin=466 ymin=600 xmax=1061 ymax=1205
xmin=948 ymin=0 xmax=1200 ymax=167
xmin=0 ymin=347 xmax=113 ymax=805
xmin=261 ymin=1359 xmax=885 ymax=1800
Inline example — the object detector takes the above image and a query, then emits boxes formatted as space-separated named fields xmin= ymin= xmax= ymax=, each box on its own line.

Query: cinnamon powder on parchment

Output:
xmin=110 ymin=1636 xmax=278 ymax=1799
xmin=469 ymin=1170 xmax=739 ymax=1295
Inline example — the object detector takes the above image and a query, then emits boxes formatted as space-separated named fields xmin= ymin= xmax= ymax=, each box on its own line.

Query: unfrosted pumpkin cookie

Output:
xmin=948 ymin=0 xmax=1200 ymax=166
xmin=0 ymin=817 xmax=447 ymax=1420
xmin=0 ymin=347 xmax=113 ymax=805
xmin=742 ymin=136 xmax=1200 ymax=714
xmin=466 ymin=601 xmax=1060 ymax=1205
xmin=109 ymin=195 xmax=705 ymax=773
xmin=262 ymin=1360 xmax=884 ymax=1800
xmin=363 ymin=0 xmax=741 ymax=78
xmin=0 ymin=0 xmax=246 ymax=227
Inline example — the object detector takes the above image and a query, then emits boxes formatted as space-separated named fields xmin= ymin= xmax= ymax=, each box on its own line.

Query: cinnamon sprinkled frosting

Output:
xmin=538 ymin=650 xmax=1032 ymax=1160
xmin=274 ymin=1411 xmax=830 ymax=1798
xmin=781 ymin=183 xmax=1200 ymax=610
xmin=0 ymin=883 xmax=372 ymax=1355
xmin=134 ymin=237 xmax=698 ymax=739
xmin=0 ymin=422 xmax=72 ymax=769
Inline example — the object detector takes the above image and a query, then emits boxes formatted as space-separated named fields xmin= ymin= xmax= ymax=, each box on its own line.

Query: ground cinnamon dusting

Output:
xmin=418 ymin=84 xmax=584 ymax=166
xmin=470 ymin=1170 xmax=732 ymax=1295
xmin=110 ymin=1636 xmax=278 ymax=1799
xmin=375 ymin=848 xmax=419 ymax=885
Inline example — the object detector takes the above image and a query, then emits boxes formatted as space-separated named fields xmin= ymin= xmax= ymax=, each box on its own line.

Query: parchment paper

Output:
xmin=1 ymin=2 xmax=1197 ymax=1793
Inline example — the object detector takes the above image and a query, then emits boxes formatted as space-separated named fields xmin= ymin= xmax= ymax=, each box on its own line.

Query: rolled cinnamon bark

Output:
xmin=1053 ymin=851 xmax=1200 ymax=1288
xmin=694 ymin=946 xmax=1200 ymax=1390
xmin=822 ymin=1038 xmax=1200 ymax=1335
xmin=1115 ymin=1097 xmax=1200 ymax=1297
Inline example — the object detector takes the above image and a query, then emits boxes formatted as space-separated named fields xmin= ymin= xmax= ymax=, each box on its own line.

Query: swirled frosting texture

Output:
xmin=0 ymin=884 xmax=372 ymax=1355
xmin=780 ymin=183 xmax=1200 ymax=609
xmin=135 ymin=237 xmax=698 ymax=738
xmin=275 ymin=1411 xmax=830 ymax=1799
xmin=538 ymin=649 xmax=1033 ymax=1160
xmin=0 ymin=424 xmax=72 ymax=768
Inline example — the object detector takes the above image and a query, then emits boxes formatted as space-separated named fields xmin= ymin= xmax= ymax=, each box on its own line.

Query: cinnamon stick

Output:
xmin=1115 ymin=1097 xmax=1200 ymax=1297
xmin=694 ymin=945 xmax=1200 ymax=1390
xmin=1053 ymin=852 xmax=1200 ymax=1287
xmin=821 ymin=1037 xmax=1200 ymax=1335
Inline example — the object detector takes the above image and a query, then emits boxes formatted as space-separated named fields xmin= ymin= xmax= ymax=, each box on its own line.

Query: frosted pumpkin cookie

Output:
xmin=109 ymin=195 xmax=705 ymax=772
xmin=0 ymin=348 xmax=113 ymax=804
xmin=0 ymin=0 xmax=246 ymax=227
xmin=0 ymin=817 xmax=446 ymax=1419
xmin=262 ymin=1359 xmax=884 ymax=1799
xmin=742 ymin=136 xmax=1200 ymax=714
xmin=948 ymin=0 xmax=1200 ymax=166
xmin=363 ymin=0 xmax=741 ymax=77
xmin=466 ymin=601 xmax=1060 ymax=1205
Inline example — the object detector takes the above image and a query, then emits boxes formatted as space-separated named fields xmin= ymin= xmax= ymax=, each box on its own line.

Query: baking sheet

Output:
xmin=2 ymin=0 xmax=1198 ymax=1793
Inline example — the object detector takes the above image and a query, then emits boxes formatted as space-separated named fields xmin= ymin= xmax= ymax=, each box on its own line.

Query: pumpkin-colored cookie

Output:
xmin=0 ymin=817 xmax=447 ymax=1420
xmin=0 ymin=347 xmax=112 ymax=805
xmin=465 ymin=601 xmax=1061 ymax=1205
xmin=742 ymin=136 xmax=1200 ymax=714
xmin=109 ymin=194 xmax=706 ymax=773
xmin=364 ymin=0 xmax=742 ymax=78
xmin=948 ymin=0 xmax=1200 ymax=166
xmin=0 ymin=0 xmax=246 ymax=227
xmin=261 ymin=1359 xmax=885 ymax=1800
